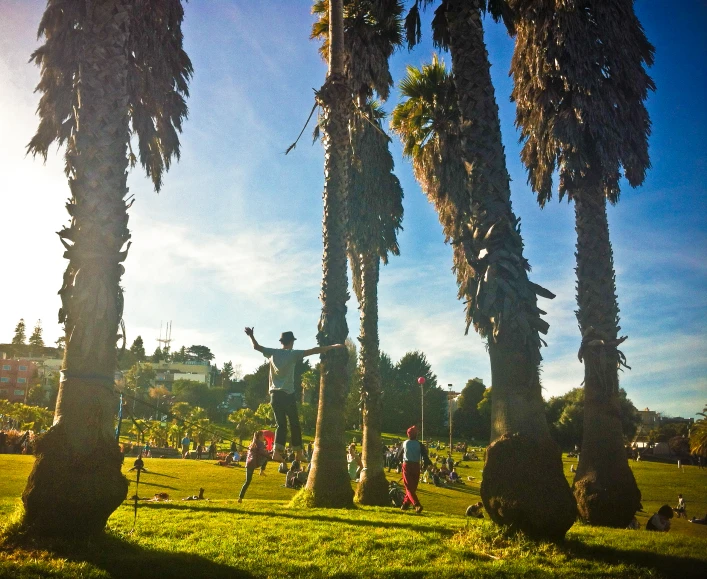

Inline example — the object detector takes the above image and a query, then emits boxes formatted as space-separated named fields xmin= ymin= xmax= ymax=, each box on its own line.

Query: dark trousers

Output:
xmin=402 ymin=462 xmax=421 ymax=507
xmin=239 ymin=465 xmax=256 ymax=499
xmin=270 ymin=390 xmax=302 ymax=451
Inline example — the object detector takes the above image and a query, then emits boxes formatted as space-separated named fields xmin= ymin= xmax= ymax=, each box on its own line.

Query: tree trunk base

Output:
xmin=574 ymin=467 xmax=641 ymax=528
xmin=295 ymin=479 xmax=354 ymax=509
xmin=481 ymin=433 xmax=576 ymax=541
xmin=21 ymin=424 xmax=128 ymax=537
xmin=355 ymin=469 xmax=389 ymax=506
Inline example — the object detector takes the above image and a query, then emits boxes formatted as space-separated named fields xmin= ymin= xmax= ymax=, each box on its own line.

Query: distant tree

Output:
xmin=172 ymin=345 xmax=187 ymax=363
xmin=172 ymin=379 xmax=225 ymax=420
xmin=228 ymin=408 xmax=260 ymax=447
xmin=221 ymin=361 xmax=235 ymax=386
xmin=55 ymin=336 xmax=66 ymax=353
xmin=151 ymin=346 xmax=163 ymax=363
xmin=298 ymin=403 xmax=318 ymax=435
xmin=255 ymin=402 xmax=274 ymax=427
xmin=300 ymin=366 xmax=321 ymax=406
xmin=476 ymin=387 xmax=492 ymax=442
xmin=148 ymin=385 xmax=172 ymax=418
xmin=243 ymin=363 xmax=270 ymax=410
xmin=690 ymin=406 xmax=707 ymax=457
xmin=124 ymin=363 xmax=156 ymax=395
xmin=398 ymin=351 xmax=445 ymax=436
xmin=130 ymin=336 xmax=146 ymax=362
xmin=545 ymin=388 xmax=640 ymax=450
xmin=453 ymin=379 xmax=485 ymax=439
xmin=12 ymin=319 xmax=26 ymax=346
xmin=0 ymin=401 xmax=54 ymax=432
xmin=29 ymin=320 xmax=45 ymax=349
xmin=124 ymin=362 xmax=156 ymax=418
xmin=170 ymin=402 xmax=192 ymax=424
xmin=187 ymin=345 xmax=214 ymax=362
xmin=292 ymin=358 xmax=312 ymax=404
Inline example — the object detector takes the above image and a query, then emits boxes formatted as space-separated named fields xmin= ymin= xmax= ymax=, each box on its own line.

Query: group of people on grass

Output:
xmin=236 ymin=327 xmax=707 ymax=525
xmin=640 ymin=494 xmax=707 ymax=531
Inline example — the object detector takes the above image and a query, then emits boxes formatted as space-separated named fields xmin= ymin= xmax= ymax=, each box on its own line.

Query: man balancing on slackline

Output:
xmin=245 ymin=327 xmax=346 ymax=463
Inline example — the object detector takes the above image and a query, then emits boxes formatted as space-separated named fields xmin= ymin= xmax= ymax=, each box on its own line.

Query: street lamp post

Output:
xmin=448 ymin=384 xmax=453 ymax=453
xmin=417 ymin=377 xmax=426 ymax=443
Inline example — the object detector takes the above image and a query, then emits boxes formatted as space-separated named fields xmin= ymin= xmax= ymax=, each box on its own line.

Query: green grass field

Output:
xmin=1 ymin=452 xmax=705 ymax=578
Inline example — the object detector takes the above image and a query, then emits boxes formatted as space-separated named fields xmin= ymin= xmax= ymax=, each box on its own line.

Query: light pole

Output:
xmin=448 ymin=384 xmax=453 ymax=453
xmin=417 ymin=377 xmax=426 ymax=443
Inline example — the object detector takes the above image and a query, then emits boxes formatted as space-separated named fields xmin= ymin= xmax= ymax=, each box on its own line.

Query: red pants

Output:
xmin=402 ymin=462 xmax=421 ymax=507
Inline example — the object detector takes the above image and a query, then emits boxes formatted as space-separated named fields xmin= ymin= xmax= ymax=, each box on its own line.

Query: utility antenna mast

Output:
xmin=156 ymin=320 xmax=173 ymax=354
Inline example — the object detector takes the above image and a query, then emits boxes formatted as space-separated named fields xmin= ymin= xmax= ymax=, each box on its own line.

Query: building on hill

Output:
xmin=0 ymin=357 xmax=37 ymax=402
xmin=153 ymin=360 xmax=215 ymax=390
xmin=633 ymin=408 xmax=661 ymax=448
xmin=660 ymin=415 xmax=694 ymax=427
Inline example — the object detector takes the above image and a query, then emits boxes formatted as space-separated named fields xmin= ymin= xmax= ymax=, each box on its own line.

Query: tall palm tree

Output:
xmin=394 ymin=0 xmax=576 ymax=540
xmin=22 ymin=0 xmax=191 ymax=536
xmin=312 ymin=0 xmax=405 ymax=506
xmin=304 ymin=0 xmax=355 ymax=508
xmin=348 ymin=102 xmax=404 ymax=505
xmin=509 ymin=0 xmax=654 ymax=527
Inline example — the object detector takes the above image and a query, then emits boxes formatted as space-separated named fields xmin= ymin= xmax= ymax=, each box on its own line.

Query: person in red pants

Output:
xmin=396 ymin=425 xmax=431 ymax=513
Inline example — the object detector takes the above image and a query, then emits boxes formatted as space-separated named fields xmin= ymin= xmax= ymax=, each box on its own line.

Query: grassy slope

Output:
xmin=1 ymin=453 xmax=705 ymax=578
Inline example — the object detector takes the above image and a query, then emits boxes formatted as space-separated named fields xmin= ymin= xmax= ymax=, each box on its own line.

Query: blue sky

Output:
xmin=0 ymin=1 xmax=704 ymax=418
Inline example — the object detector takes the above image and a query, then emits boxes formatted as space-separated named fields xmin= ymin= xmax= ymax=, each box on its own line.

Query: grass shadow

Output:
xmin=562 ymin=536 xmax=706 ymax=579
xmin=0 ymin=531 xmax=251 ymax=579
xmin=137 ymin=502 xmax=456 ymax=537
xmin=131 ymin=470 xmax=179 ymax=479
xmin=124 ymin=479 xmax=179 ymax=491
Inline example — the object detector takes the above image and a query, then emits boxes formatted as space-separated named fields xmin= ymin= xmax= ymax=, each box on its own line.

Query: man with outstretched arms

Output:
xmin=245 ymin=327 xmax=346 ymax=463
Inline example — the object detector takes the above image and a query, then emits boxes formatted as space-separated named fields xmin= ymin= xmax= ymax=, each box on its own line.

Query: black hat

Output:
xmin=279 ymin=331 xmax=296 ymax=344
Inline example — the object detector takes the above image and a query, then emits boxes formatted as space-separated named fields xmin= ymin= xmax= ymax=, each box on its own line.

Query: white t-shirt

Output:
xmin=262 ymin=347 xmax=305 ymax=394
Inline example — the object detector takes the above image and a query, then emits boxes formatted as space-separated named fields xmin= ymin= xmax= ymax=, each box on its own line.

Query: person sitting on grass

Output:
xmin=448 ymin=468 xmax=462 ymax=484
xmin=646 ymin=505 xmax=674 ymax=532
xmin=245 ymin=327 xmax=346 ymax=464
xmin=286 ymin=459 xmax=303 ymax=489
xmin=238 ymin=431 xmax=270 ymax=503
xmin=466 ymin=502 xmax=484 ymax=519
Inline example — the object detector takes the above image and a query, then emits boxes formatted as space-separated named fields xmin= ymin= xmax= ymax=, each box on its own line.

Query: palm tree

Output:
xmin=312 ymin=0 xmax=405 ymax=506
xmin=304 ymin=0 xmax=355 ymax=508
xmin=393 ymin=0 xmax=576 ymax=540
xmin=509 ymin=0 xmax=654 ymax=527
xmin=22 ymin=0 xmax=191 ymax=536
xmin=690 ymin=406 xmax=707 ymax=458
xmin=349 ymin=103 xmax=404 ymax=504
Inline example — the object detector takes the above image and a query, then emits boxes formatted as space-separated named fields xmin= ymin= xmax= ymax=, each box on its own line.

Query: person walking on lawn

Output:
xmin=238 ymin=430 xmax=271 ymax=503
xmin=245 ymin=327 xmax=346 ymax=463
xmin=396 ymin=425 xmax=431 ymax=513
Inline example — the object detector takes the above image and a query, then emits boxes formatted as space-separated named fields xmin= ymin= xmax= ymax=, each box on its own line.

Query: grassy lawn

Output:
xmin=1 ymin=453 xmax=705 ymax=578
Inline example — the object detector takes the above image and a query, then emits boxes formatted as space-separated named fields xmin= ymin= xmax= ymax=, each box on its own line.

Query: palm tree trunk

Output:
xmin=21 ymin=0 xmax=131 ymax=537
xmin=355 ymin=255 xmax=389 ymax=505
xmin=446 ymin=0 xmax=575 ymax=540
xmin=304 ymin=0 xmax=354 ymax=508
xmin=573 ymin=185 xmax=641 ymax=527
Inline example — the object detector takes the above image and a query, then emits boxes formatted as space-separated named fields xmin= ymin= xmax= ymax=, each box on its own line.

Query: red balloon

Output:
xmin=417 ymin=377 xmax=426 ymax=385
